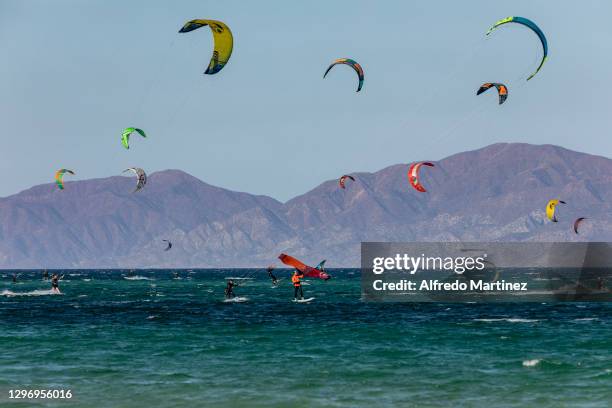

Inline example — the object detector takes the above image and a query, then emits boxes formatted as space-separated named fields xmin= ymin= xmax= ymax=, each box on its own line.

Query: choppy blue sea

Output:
xmin=0 ymin=269 xmax=610 ymax=407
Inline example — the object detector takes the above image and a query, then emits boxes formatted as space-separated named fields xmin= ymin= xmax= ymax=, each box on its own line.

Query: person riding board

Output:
xmin=292 ymin=270 xmax=305 ymax=300
xmin=267 ymin=266 xmax=278 ymax=285
xmin=225 ymin=279 xmax=236 ymax=299
xmin=597 ymin=276 xmax=606 ymax=291
xmin=50 ymin=273 xmax=64 ymax=294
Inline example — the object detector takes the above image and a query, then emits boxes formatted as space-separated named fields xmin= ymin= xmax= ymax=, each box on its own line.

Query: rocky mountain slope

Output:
xmin=1 ymin=143 xmax=610 ymax=268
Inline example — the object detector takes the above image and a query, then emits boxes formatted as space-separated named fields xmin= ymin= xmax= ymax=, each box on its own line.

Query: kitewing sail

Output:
xmin=278 ymin=254 xmax=330 ymax=280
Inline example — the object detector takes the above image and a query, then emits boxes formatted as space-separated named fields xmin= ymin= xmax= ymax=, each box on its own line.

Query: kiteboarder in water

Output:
xmin=597 ymin=277 xmax=606 ymax=291
xmin=225 ymin=279 xmax=236 ymax=299
xmin=42 ymin=270 xmax=49 ymax=280
xmin=267 ymin=266 xmax=278 ymax=285
xmin=50 ymin=273 xmax=63 ymax=294
xmin=12 ymin=273 xmax=17 ymax=283
xmin=292 ymin=270 xmax=305 ymax=300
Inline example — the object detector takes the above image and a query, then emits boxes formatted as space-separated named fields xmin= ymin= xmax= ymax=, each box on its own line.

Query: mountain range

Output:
xmin=1 ymin=143 xmax=611 ymax=268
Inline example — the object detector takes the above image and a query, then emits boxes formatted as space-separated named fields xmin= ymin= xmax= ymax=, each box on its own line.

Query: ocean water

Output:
xmin=0 ymin=269 xmax=610 ymax=408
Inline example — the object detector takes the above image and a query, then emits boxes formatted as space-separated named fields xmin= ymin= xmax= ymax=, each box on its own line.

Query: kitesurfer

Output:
xmin=42 ymin=270 xmax=49 ymax=280
xmin=12 ymin=273 xmax=17 ymax=283
xmin=292 ymin=270 xmax=305 ymax=300
xmin=268 ymin=266 xmax=278 ymax=285
xmin=50 ymin=273 xmax=63 ymax=294
xmin=225 ymin=279 xmax=236 ymax=299
xmin=597 ymin=277 xmax=606 ymax=291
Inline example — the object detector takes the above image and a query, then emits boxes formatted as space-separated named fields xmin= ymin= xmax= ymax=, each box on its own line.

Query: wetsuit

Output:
xmin=268 ymin=269 xmax=278 ymax=285
xmin=292 ymin=272 xmax=304 ymax=299
xmin=51 ymin=276 xmax=60 ymax=293
xmin=225 ymin=281 xmax=235 ymax=298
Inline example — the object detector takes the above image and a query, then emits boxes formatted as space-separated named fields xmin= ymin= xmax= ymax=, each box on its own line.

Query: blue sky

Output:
xmin=0 ymin=0 xmax=610 ymax=201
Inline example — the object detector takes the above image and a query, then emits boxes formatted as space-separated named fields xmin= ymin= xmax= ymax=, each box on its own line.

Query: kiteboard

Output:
xmin=1 ymin=289 xmax=60 ymax=297
xmin=124 ymin=276 xmax=153 ymax=281
xmin=292 ymin=297 xmax=315 ymax=303
xmin=224 ymin=296 xmax=248 ymax=303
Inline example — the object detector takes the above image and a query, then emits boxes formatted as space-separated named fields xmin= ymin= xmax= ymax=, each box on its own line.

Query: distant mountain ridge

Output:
xmin=1 ymin=143 xmax=611 ymax=268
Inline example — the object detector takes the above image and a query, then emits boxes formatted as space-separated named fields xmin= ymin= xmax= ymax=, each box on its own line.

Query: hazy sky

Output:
xmin=0 ymin=0 xmax=610 ymax=201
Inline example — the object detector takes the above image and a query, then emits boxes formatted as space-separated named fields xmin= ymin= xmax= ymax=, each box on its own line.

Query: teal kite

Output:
xmin=486 ymin=17 xmax=548 ymax=81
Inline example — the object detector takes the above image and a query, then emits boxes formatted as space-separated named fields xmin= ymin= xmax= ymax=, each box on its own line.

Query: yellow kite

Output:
xmin=179 ymin=19 xmax=233 ymax=75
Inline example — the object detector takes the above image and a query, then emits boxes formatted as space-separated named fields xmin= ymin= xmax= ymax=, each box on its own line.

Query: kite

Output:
xmin=546 ymin=199 xmax=566 ymax=222
xmin=573 ymin=217 xmax=586 ymax=234
xmin=339 ymin=175 xmax=355 ymax=189
xmin=486 ymin=16 xmax=548 ymax=81
xmin=55 ymin=169 xmax=75 ymax=190
xmin=278 ymin=253 xmax=331 ymax=280
xmin=121 ymin=127 xmax=146 ymax=150
xmin=163 ymin=239 xmax=172 ymax=251
xmin=179 ymin=19 xmax=233 ymax=75
xmin=123 ymin=167 xmax=147 ymax=192
xmin=408 ymin=162 xmax=435 ymax=193
xmin=323 ymin=58 xmax=364 ymax=92
xmin=477 ymin=83 xmax=508 ymax=105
